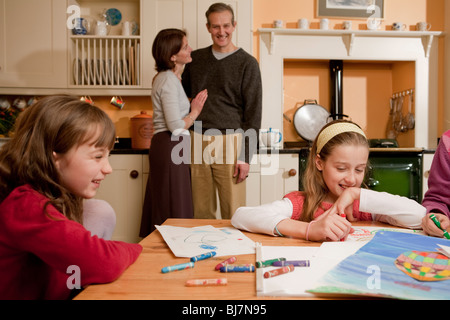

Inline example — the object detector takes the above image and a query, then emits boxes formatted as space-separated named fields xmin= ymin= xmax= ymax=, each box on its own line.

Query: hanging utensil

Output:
xmin=386 ymin=97 xmax=397 ymax=139
xmin=405 ymin=90 xmax=415 ymax=130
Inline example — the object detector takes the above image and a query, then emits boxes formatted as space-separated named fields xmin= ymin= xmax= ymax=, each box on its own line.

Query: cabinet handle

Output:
xmin=288 ymin=169 xmax=297 ymax=177
xmin=130 ymin=170 xmax=139 ymax=179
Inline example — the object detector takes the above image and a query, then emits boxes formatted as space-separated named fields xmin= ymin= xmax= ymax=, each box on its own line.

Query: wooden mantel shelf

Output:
xmin=258 ymin=28 xmax=444 ymax=57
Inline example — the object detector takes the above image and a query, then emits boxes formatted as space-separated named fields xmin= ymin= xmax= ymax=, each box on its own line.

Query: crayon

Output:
xmin=430 ymin=214 xmax=450 ymax=240
xmin=161 ymin=262 xmax=194 ymax=274
xmin=185 ymin=278 xmax=228 ymax=287
xmin=256 ymin=258 xmax=286 ymax=268
xmin=215 ymin=256 xmax=237 ymax=270
xmin=190 ymin=251 xmax=216 ymax=262
xmin=264 ymin=264 xmax=295 ymax=279
xmin=272 ymin=260 xmax=310 ymax=267
xmin=220 ymin=264 xmax=255 ymax=273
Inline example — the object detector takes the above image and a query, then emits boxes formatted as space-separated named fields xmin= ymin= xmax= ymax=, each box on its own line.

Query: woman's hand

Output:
xmin=422 ymin=213 xmax=450 ymax=238
xmin=190 ymin=89 xmax=208 ymax=117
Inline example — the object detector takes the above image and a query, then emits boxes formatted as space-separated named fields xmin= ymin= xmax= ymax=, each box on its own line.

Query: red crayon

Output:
xmin=215 ymin=256 xmax=237 ymax=270
xmin=263 ymin=264 xmax=295 ymax=279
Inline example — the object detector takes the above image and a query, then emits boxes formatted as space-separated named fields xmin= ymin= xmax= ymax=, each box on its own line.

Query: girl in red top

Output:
xmin=232 ymin=120 xmax=425 ymax=241
xmin=0 ymin=95 xmax=142 ymax=299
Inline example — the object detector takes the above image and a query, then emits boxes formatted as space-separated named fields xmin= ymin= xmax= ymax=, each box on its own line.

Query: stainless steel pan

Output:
xmin=293 ymin=100 xmax=330 ymax=142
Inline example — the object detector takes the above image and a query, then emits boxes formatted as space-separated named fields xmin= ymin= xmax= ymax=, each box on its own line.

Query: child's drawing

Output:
xmin=156 ymin=225 xmax=255 ymax=258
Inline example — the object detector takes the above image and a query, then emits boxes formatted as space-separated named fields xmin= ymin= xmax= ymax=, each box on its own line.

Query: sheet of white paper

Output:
xmin=156 ymin=225 xmax=255 ymax=258
xmin=437 ymin=244 xmax=450 ymax=258
xmin=258 ymin=246 xmax=320 ymax=297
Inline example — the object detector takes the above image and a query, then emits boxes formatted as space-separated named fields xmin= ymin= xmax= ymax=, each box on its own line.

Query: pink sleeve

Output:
xmin=422 ymin=131 xmax=450 ymax=218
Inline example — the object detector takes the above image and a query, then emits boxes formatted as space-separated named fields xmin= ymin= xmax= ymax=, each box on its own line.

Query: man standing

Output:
xmin=182 ymin=2 xmax=262 ymax=219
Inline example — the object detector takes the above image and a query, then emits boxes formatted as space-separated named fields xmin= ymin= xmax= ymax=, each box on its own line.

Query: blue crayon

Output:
xmin=191 ymin=251 xmax=216 ymax=262
xmin=272 ymin=260 xmax=310 ymax=267
xmin=220 ymin=264 xmax=255 ymax=273
xmin=161 ymin=262 xmax=194 ymax=273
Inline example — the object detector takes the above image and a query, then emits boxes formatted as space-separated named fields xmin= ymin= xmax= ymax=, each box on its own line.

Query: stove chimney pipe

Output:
xmin=330 ymin=60 xmax=344 ymax=120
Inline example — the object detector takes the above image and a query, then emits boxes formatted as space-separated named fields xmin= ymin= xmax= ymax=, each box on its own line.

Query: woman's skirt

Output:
xmin=140 ymin=131 xmax=193 ymax=237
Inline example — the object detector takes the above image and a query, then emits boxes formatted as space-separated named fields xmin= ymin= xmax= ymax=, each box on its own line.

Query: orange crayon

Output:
xmin=263 ymin=264 xmax=295 ymax=279
xmin=185 ymin=278 xmax=228 ymax=287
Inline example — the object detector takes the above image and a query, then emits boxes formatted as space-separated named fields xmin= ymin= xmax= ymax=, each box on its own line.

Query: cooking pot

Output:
xmin=292 ymin=100 xmax=330 ymax=142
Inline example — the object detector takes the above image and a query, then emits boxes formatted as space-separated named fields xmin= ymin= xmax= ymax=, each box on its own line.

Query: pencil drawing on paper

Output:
xmin=156 ymin=225 xmax=255 ymax=258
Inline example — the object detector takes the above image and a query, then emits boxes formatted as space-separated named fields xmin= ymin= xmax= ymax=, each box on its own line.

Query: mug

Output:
xmin=260 ymin=129 xmax=282 ymax=148
xmin=343 ymin=21 xmax=352 ymax=30
xmin=111 ymin=96 xmax=125 ymax=109
xmin=367 ymin=18 xmax=381 ymax=31
xmin=96 ymin=20 xmax=109 ymax=36
xmin=320 ymin=18 xmax=329 ymax=30
xmin=273 ymin=20 xmax=284 ymax=28
xmin=416 ymin=22 xmax=431 ymax=31
xmin=80 ymin=96 xmax=94 ymax=105
xmin=298 ymin=18 xmax=309 ymax=30
xmin=13 ymin=98 xmax=27 ymax=110
xmin=122 ymin=21 xmax=138 ymax=36
xmin=392 ymin=22 xmax=406 ymax=31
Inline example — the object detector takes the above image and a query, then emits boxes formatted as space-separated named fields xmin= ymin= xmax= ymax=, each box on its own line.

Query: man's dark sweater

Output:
xmin=182 ymin=46 xmax=262 ymax=163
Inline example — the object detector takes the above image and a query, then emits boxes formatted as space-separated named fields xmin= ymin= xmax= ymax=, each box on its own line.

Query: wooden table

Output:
xmin=74 ymin=219 xmax=393 ymax=300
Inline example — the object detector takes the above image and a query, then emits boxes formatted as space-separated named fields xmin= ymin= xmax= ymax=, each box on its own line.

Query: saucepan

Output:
xmin=285 ymin=100 xmax=330 ymax=143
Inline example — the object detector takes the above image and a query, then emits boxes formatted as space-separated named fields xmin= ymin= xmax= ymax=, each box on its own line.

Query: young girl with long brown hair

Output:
xmin=0 ymin=95 xmax=142 ymax=299
xmin=232 ymin=120 xmax=425 ymax=242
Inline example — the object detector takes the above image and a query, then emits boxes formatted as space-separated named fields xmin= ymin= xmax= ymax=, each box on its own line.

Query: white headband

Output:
xmin=316 ymin=122 xmax=367 ymax=154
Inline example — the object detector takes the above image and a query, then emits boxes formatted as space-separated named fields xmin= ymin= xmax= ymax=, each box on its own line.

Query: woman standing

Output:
xmin=140 ymin=29 xmax=208 ymax=236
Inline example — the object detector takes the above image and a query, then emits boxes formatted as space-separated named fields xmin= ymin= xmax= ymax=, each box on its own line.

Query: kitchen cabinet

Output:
xmin=94 ymin=154 xmax=144 ymax=243
xmin=0 ymin=0 xmax=252 ymax=95
xmin=0 ymin=0 xmax=67 ymax=88
xmin=70 ymin=0 xmax=252 ymax=94
xmin=246 ymin=153 xmax=299 ymax=207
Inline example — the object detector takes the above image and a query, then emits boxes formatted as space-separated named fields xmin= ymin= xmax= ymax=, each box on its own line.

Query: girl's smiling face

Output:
xmin=315 ymin=144 xmax=369 ymax=202
xmin=53 ymin=129 xmax=112 ymax=199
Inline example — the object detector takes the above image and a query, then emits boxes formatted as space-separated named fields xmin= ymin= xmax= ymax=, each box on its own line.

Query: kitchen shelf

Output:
xmin=258 ymin=28 xmax=444 ymax=57
xmin=70 ymin=35 xmax=141 ymax=87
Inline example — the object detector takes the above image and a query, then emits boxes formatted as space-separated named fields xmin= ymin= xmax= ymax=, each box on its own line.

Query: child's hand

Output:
xmin=422 ymin=213 xmax=450 ymax=238
xmin=307 ymin=209 xmax=353 ymax=242
xmin=328 ymin=187 xmax=360 ymax=222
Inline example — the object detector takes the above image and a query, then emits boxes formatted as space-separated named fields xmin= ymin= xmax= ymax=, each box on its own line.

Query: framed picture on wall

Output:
xmin=317 ymin=0 xmax=384 ymax=19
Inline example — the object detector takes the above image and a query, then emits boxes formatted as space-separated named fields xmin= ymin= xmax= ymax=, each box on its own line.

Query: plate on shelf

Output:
xmin=105 ymin=8 xmax=122 ymax=26
xmin=72 ymin=59 xmax=89 ymax=85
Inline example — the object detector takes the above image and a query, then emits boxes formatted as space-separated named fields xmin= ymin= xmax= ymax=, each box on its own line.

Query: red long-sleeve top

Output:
xmin=0 ymin=185 xmax=142 ymax=300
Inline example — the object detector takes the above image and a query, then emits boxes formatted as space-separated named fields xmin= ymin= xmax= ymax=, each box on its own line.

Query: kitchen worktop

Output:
xmin=111 ymin=138 xmax=435 ymax=155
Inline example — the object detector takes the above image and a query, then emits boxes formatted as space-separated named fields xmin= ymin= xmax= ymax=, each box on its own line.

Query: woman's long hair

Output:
xmin=300 ymin=120 xmax=369 ymax=222
xmin=0 ymin=95 xmax=116 ymax=223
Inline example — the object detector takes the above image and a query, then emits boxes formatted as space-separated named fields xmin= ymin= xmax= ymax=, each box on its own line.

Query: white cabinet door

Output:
xmin=246 ymin=153 xmax=299 ymax=206
xmin=95 ymin=155 xmax=143 ymax=243
xmin=0 ymin=0 xmax=67 ymax=87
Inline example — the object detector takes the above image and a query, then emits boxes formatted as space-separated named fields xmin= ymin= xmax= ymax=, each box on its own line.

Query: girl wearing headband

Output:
xmin=232 ymin=120 xmax=425 ymax=242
